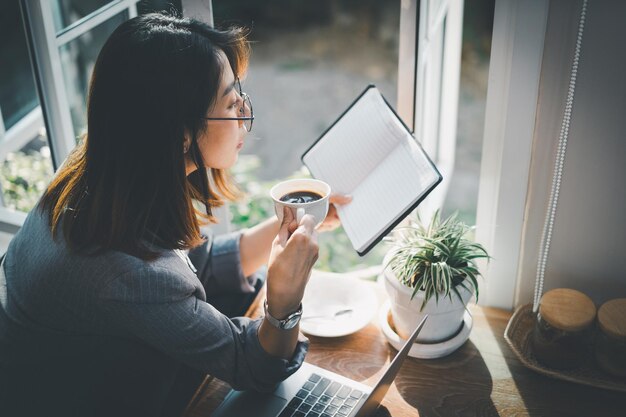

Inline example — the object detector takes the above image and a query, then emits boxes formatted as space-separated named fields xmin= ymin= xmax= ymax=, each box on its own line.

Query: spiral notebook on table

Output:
xmin=301 ymin=85 xmax=442 ymax=256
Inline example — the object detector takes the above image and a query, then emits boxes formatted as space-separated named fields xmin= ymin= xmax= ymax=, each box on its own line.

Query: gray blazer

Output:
xmin=0 ymin=207 xmax=307 ymax=416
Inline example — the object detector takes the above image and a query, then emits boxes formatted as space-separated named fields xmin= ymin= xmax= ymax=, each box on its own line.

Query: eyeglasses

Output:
xmin=204 ymin=78 xmax=254 ymax=132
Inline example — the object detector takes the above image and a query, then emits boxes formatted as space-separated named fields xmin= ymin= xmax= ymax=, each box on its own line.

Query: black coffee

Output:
xmin=279 ymin=190 xmax=323 ymax=204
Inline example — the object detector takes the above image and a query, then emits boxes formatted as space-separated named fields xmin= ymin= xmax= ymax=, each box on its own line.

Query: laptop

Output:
xmin=212 ymin=315 xmax=428 ymax=417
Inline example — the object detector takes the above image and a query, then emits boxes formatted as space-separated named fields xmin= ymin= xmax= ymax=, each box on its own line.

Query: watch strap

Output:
xmin=263 ymin=300 xmax=303 ymax=330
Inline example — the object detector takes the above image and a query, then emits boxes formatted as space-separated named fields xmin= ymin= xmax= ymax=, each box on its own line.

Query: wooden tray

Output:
xmin=504 ymin=304 xmax=626 ymax=393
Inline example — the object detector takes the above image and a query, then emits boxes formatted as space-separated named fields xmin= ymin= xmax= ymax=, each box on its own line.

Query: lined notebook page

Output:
xmin=303 ymin=86 xmax=441 ymax=253
xmin=338 ymin=139 xmax=440 ymax=251
xmin=303 ymin=89 xmax=406 ymax=194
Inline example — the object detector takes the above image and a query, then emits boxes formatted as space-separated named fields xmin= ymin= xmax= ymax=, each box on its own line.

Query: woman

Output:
xmin=0 ymin=13 xmax=350 ymax=416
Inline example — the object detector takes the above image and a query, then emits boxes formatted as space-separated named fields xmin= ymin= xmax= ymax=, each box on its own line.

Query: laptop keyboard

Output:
xmin=277 ymin=373 xmax=364 ymax=417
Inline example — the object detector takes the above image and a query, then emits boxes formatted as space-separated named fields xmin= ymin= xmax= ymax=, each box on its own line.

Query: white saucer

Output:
xmin=379 ymin=300 xmax=473 ymax=359
xmin=300 ymin=270 xmax=378 ymax=338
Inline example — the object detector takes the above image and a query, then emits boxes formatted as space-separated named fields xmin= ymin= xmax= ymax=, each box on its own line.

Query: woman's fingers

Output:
xmin=329 ymin=193 xmax=352 ymax=205
xmin=316 ymin=194 xmax=348 ymax=232
xmin=267 ymin=213 xmax=319 ymax=317
xmin=290 ymin=215 xmax=319 ymax=266
xmin=277 ymin=206 xmax=299 ymax=244
xmin=295 ymin=214 xmax=316 ymax=237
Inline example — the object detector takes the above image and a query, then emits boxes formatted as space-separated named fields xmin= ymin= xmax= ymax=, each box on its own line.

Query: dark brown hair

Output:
xmin=39 ymin=13 xmax=249 ymax=259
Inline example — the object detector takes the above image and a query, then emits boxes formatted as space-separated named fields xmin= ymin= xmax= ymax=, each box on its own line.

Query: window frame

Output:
xmin=0 ymin=0 xmax=140 ymax=232
xmin=397 ymin=0 xmax=464 ymax=223
xmin=475 ymin=0 xmax=549 ymax=309
xmin=399 ymin=0 xmax=550 ymax=309
xmin=0 ymin=106 xmax=44 ymax=232
xmin=21 ymin=0 xmax=140 ymax=171
xmin=0 ymin=0 xmax=217 ymax=235
xmin=3 ymin=0 xmax=550 ymax=308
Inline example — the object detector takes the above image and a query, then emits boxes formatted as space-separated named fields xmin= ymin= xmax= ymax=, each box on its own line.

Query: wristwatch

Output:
xmin=263 ymin=300 xmax=303 ymax=330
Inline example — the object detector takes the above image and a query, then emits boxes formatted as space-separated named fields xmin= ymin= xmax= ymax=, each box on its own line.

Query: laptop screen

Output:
xmin=353 ymin=315 xmax=428 ymax=417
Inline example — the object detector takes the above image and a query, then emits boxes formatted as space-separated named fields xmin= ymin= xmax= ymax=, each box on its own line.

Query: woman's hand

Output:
xmin=266 ymin=206 xmax=319 ymax=319
xmin=316 ymin=193 xmax=352 ymax=232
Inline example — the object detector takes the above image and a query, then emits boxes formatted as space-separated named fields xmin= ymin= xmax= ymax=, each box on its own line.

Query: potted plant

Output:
xmin=383 ymin=210 xmax=490 ymax=344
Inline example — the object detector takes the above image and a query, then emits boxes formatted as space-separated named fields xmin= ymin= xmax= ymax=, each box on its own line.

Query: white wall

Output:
xmin=517 ymin=0 xmax=626 ymax=306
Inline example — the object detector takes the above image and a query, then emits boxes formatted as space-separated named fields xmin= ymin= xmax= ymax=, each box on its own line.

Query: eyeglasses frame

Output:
xmin=204 ymin=78 xmax=254 ymax=132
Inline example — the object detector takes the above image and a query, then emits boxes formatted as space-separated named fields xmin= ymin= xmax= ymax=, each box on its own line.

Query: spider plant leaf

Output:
xmin=451 ymin=284 xmax=467 ymax=304
xmin=422 ymin=238 xmax=451 ymax=258
xmin=428 ymin=266 xmax=436 ymax=296
xmin=387 ymin=208 xmax=489 ymax=308
xmin=464 ymin=253 xmax=490 ymax=260
xmin=442 ymin=263 xmax=452 ymax=295
xmin=411 ymin=283 xmax=421 ymax=300
xmin=466 ymin=274 xmax=479 ymax=299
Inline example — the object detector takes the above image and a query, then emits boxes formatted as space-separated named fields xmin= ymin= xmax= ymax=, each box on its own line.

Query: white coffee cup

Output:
xmin=270 ymin=178 xmax=331 ymax=227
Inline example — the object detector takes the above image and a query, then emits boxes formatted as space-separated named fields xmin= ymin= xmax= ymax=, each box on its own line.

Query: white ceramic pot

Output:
xmin=383 ymin=253 xmax=473 ymax=343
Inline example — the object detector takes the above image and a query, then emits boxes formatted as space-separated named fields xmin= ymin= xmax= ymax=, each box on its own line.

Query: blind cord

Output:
xmin=533 ymin=0 xmax=589 ymax=313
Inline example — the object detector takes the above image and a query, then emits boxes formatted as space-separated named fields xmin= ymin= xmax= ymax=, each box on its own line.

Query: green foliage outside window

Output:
xmin=0 ymin=146 xmax=53 ymax=212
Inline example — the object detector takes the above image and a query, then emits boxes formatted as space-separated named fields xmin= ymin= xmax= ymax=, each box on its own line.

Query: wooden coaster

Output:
xmin=504 ymin=304 xmax=626 ymax=392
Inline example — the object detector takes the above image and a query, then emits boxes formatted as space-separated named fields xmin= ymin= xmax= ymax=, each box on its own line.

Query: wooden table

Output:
xmin=183 ymin=281 xmax=626 ymax=417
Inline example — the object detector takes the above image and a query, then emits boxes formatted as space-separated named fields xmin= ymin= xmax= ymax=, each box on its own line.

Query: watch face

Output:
xmin=264 ymin=300 xmax=302 ymax=330
xmin=284 ymin=314 xmax=301 ymax=329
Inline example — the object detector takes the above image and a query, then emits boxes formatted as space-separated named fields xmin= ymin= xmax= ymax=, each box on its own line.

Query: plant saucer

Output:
xmin=379 ymin=300 xmax=472 ymax=359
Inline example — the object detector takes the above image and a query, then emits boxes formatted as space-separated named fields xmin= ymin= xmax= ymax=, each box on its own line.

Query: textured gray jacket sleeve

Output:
xmin=188 ymin=230 xmax=260 ymax=296
xmin=98 ymin=266 xmax=308 ymax=392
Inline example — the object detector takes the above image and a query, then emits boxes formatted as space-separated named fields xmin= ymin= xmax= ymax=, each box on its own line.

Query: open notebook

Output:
xmin=302 ymin=85 xmax=442 ymax=255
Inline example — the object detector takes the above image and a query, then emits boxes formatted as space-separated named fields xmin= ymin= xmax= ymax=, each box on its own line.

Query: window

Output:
xmin=213 ymin=0 xmax=401 ymax=272
xmin=20 ymin=0 xmax=142 ymax=167
xmin=58 ymin=10 xmax=129 ymax=138
xmin=215 ymin=0 xmax=494 ymax=273
xmin=440 ymin=1 xmax=494 ymax=226
xmin=0 ymin=0 xmax=181 ymax=235
xmin=399 ymin=0 xmax=488 ymax=228
xmin=0 ymin=0 xmax=53 ymax=232
xmin=7 ymin=0 xmax=499 ymax=288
